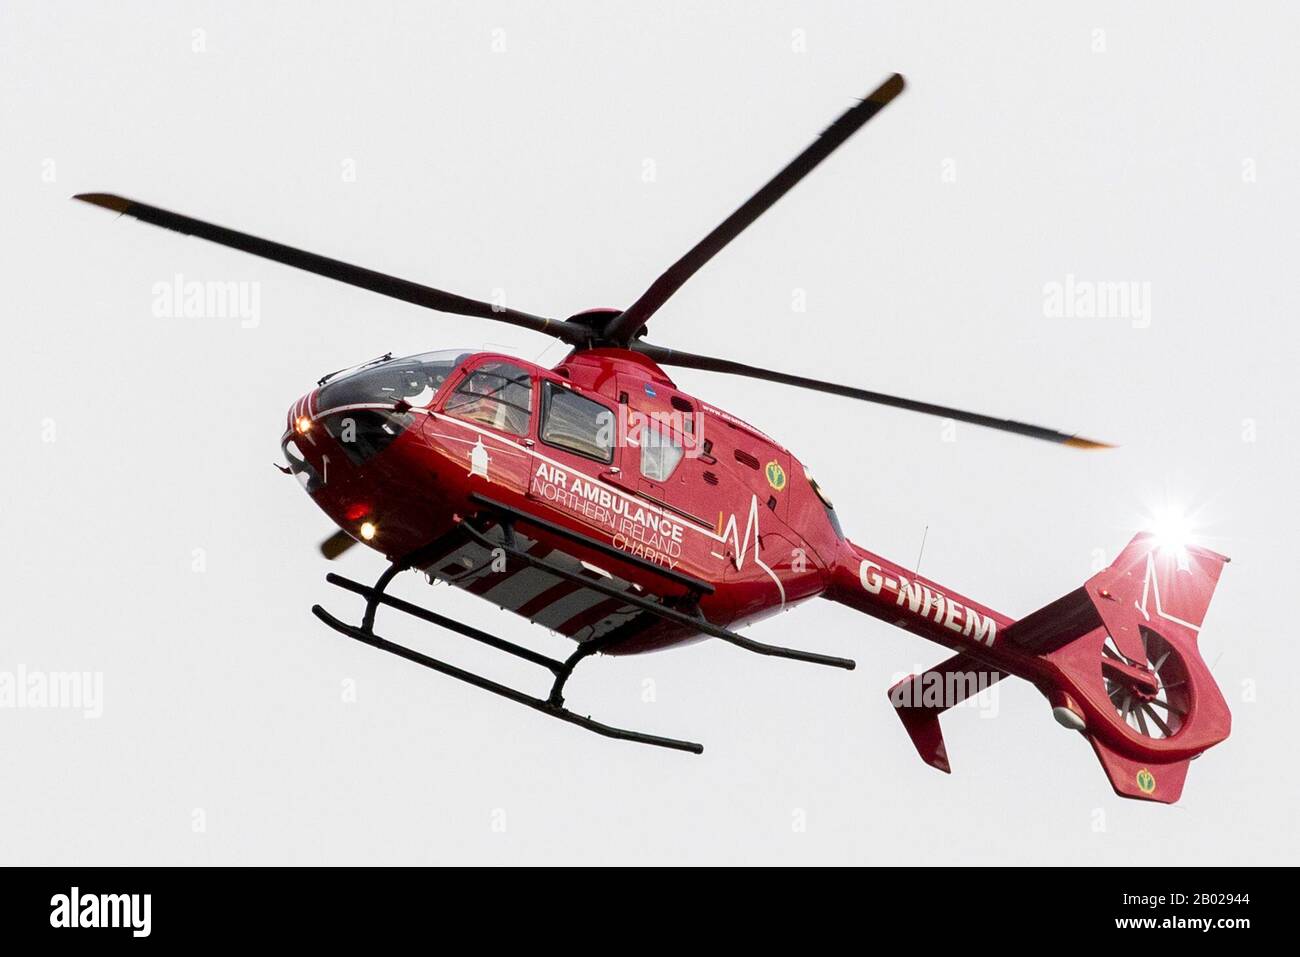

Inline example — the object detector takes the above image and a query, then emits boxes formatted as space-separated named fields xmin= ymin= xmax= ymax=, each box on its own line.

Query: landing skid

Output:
xmin=311 ymin=505 xmax=855 ymax=755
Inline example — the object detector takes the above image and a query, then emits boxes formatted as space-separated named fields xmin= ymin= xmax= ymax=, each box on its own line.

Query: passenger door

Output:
xmin=526 ymin=379 xmax=627 ymax=526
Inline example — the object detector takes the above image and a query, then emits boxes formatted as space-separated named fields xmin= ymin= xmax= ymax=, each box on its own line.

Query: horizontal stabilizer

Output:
xmin=888 ymin=687 xmax=950 ymax=773
xmin=887 ymin=653 xmax=1005 ymax=774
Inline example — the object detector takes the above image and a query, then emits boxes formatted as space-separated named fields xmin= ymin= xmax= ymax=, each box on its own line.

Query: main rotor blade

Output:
xmin=73 ymin=193 xmax=589 ymax=346
xmin=602 ymin=73 xmax=906 ymax=346
xmin=633 ymin=342 xmax=1112 ymax=448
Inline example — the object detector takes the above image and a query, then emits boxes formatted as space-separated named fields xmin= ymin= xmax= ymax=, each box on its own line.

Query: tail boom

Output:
xmin=827 ymin=548 xmax=1012 ymax=653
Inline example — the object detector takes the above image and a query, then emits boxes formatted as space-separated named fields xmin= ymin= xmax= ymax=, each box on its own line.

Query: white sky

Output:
xmin=3 ymin=0 xmax=1297 ymax=864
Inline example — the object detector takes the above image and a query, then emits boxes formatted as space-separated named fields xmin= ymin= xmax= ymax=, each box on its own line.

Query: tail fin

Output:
xmin=1008 ymin=533 xmax=1231 ymax=803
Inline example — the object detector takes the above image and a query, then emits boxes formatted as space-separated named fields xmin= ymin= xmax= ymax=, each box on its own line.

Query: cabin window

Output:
xmin=540 ymin=383 xmax=615 ymax=463
xmin=444 ymin=361 xmax=533 ymax=437
xmin=639 ymin=422 xmax=684 ymax=482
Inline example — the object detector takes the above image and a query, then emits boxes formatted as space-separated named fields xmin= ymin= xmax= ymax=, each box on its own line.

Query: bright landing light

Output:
xmin=359 ymin=522 xmax=377 ymax=541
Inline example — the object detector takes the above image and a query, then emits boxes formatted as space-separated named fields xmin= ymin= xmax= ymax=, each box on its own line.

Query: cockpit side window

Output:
xmin=317 ymin=350 xmax=470 ymax=410
xmin=540 ymin=382 xmax=615 ymax=463
xmin=313 ymin=350 xmax=472 ymax=466
xmin=444 ymin=361 xmax=534 ymax=437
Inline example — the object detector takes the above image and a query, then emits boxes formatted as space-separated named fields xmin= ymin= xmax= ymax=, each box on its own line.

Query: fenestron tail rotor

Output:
xmin=1102 ymin=631 xmax=1188 ymax=740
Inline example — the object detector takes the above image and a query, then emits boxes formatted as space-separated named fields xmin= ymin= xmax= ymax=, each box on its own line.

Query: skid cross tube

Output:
xmin=460 ymin=512 xmax=856 ymax=671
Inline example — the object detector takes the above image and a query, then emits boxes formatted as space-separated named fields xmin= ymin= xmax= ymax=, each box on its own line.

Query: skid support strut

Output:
xmin=312 ymin=502 xmax=854 ymax=754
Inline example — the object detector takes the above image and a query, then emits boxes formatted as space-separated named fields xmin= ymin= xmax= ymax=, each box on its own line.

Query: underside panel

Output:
xmin=420 ymin=528 xmax=660 ymax=643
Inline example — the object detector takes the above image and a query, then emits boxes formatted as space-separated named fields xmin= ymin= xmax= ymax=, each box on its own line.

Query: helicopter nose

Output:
xmin=279 ymin=389 xmax=408 ymax=539
xmin=280 ymin=388 xmax=385 ymax=496
xmin=278 ymin=382 xmax=455 ymax=558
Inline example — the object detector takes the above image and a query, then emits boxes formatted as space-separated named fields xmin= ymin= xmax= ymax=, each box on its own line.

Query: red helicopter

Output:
xmin=77 ymin=73 xmax=1230 ymax=803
